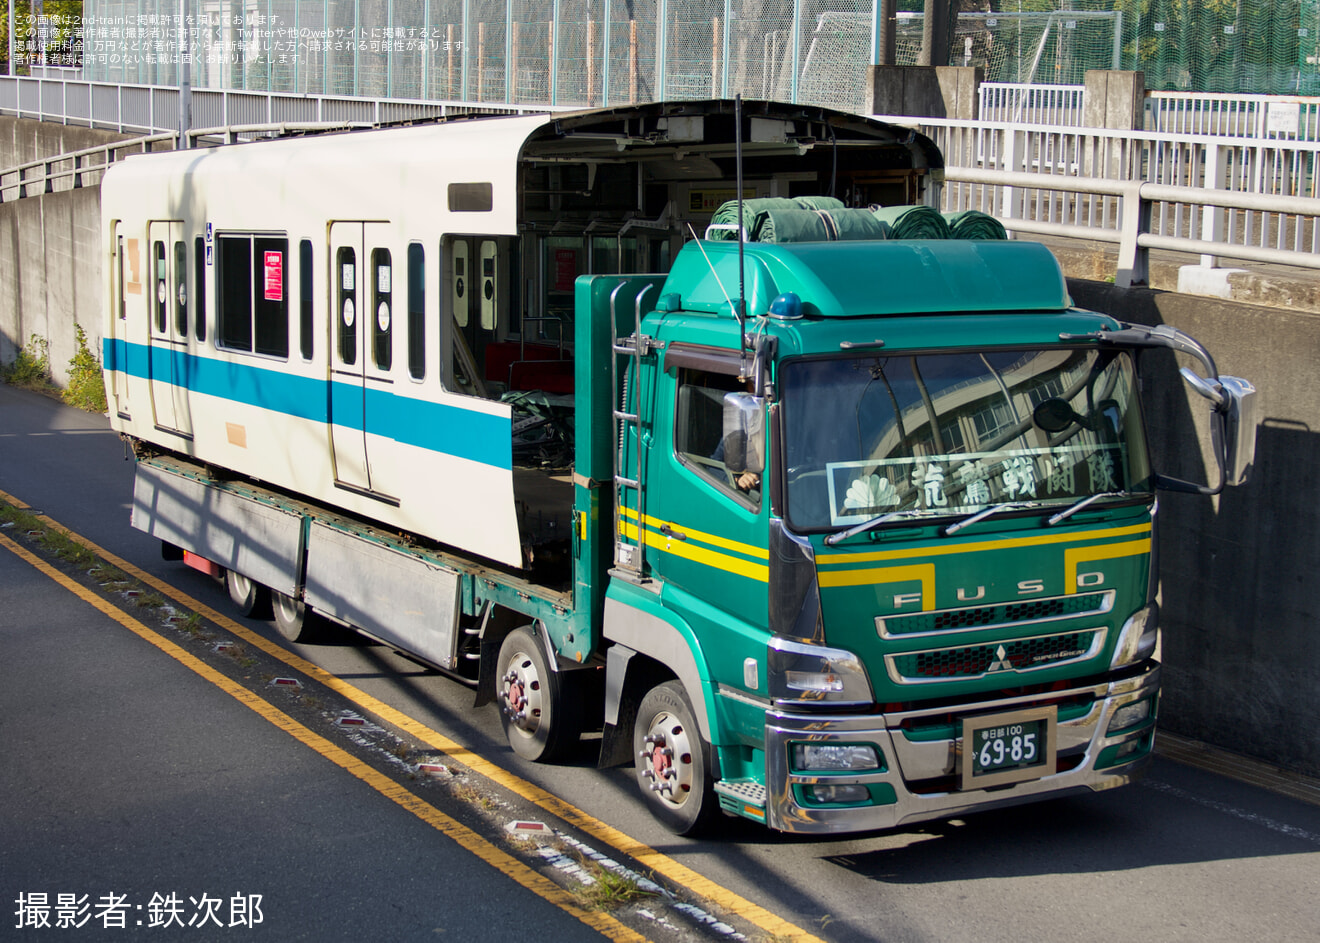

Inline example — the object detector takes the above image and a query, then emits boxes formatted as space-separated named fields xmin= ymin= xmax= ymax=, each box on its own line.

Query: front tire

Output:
xmin=225 ymin=569 xmax=272 ymax=620
xmin=496 ymin=627 xmax=582 ymax=762
xmin=633 ymin=680 xmax=718 ymax=836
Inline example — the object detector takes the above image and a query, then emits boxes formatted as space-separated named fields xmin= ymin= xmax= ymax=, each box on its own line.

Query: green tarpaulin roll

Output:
xmin=868 ymin=204 xmax=951 ymax=239
xmin=752 ymin=207 xmax=890 ymax=243
xmin=709 ymin=197 xmax=845 ymax=239
xmin=943 ymin=210 xmax=1008 ymax=240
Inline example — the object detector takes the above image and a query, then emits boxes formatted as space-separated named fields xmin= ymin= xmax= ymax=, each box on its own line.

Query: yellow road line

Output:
xmin=0 ymin=530 xmax=647 ymax=943
xmin=0 ymin=488 xmax=825 ymax=943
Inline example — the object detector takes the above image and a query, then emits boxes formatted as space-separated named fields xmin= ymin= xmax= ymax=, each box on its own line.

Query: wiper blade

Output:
xmin=1046 ymin=491 xmax=1129 ymax=526
xmin=943 ymin=502 xmax=1040 ymax=537
xmin=823 ymin=510 xmax=908 ymax=546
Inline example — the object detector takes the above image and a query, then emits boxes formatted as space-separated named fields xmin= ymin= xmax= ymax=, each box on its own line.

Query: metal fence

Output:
xmin=898 ymin=114 xmax=1320 ymax=280
xmin=0 ymin=73 xmax=551 ymax=135
xmin=979 ymin=82 xmax=1320 ymax=143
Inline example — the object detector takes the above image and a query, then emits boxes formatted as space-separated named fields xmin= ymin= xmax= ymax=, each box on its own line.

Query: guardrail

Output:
xmin=0 ymin=74 xmax=554 ymax=136
xmin=0 ymin=122 xmax=381 ymax=203
xmin=979 ymin=82 xmax=1320 ymax=141
xmin=896 ymin=114 xmax=1320 ymax=279
xmin=939 ymin=165 xmax=1320 ymax=288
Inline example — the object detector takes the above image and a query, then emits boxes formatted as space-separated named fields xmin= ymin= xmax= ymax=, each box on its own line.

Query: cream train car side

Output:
xmin=102 ymin=115 xmax=541 ymax=567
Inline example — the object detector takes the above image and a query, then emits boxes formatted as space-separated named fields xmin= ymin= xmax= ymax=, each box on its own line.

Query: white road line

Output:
xmin=1143 ymin=780 xmax=1320 ymax=845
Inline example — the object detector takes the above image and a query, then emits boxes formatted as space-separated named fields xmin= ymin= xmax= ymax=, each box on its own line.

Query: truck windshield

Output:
xmin=779 ymin=347 xmax=1152 ymax=533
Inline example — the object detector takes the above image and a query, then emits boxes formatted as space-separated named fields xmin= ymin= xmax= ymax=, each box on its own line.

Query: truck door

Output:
xmin=328 ymin=221 xmax=393 ymax=497
xmin=146 ymin=220 xmax=192 ymax=437
xmin=642 ymin=348 xmax=768 ymax=625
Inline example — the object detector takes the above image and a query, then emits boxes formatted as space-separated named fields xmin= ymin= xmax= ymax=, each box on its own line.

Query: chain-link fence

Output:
xmin=66 ymin=1 xmax=1320 ymax=110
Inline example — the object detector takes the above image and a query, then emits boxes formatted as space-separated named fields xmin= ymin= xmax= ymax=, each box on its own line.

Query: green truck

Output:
xmin=117 ymin=101 xmax=1255 ymax=837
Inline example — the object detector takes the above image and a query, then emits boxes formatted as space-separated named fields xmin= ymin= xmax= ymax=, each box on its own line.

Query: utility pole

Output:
xmin=179 ymin=0 xmax=192 ymax=147
xmin=919 ymin=0 xmax=952 ymax=67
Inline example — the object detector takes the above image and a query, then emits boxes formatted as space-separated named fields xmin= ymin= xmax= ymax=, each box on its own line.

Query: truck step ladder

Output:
xmin=610 ymin=281 xmax=657 ymax=579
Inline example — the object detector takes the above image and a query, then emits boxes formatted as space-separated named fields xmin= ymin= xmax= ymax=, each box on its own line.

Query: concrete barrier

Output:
xmin=1071 ymin=280 xmax=1320 ymax=778
xmin=0 ymin=117 xmax=127 ymax=384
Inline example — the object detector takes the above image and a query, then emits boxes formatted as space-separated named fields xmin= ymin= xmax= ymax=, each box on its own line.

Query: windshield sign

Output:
xmin=781 ymin=348 xmax=1152 ymax=531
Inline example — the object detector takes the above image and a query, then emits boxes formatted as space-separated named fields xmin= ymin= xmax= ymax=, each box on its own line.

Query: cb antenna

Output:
xmin=735 ymin=94 xmax=749 ymax=379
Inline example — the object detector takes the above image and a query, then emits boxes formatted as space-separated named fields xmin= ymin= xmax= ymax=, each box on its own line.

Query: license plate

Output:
xmin=961 ymin=705 xmax=1058 ymax=790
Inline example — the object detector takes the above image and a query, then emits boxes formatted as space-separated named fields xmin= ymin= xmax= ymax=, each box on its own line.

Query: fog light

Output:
xmin=793 ymin=743 xmax=880 ymax=772
xmin=1108 ymin=698 xmax=1152 ymax=733
xmin=807 ymin=784 xmax=871 ymax=805
xmin=1114 ymin=739 xmax=1143 ymax=760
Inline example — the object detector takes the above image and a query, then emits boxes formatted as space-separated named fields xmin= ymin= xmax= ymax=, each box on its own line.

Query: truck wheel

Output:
xmin=272 ymin=591 xmax=320 ymax=643
xmin=496 ymin=627 xmax=581 ymax=762
xmin=633 ymin=681 xmax=718 ymax=836
xmin=225 ymin=569 xmax=272 ymax=620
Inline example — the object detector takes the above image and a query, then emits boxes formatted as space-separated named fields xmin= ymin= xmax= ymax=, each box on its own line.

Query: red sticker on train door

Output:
xmin=264 ymin=251 xmax=284 ymax=301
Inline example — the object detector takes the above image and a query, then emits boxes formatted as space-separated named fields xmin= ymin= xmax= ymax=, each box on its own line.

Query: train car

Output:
xmin=101 ymin=99 xmax=939 ymax=572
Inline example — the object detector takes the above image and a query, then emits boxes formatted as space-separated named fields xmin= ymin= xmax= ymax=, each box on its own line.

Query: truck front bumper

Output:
xmin=762 ymin=662 xmax=1159 ymax=835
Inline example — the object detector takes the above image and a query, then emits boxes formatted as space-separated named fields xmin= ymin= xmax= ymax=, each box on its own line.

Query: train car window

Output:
xmin=153 ymin=240 xmax=167 ymax=332
xmin=338 ymin=247 xmax=357 ymax=365
xmin=194 ymin=237 xmax=206 ymax=342
xmin=372 ymin=248 xmax=392 ymax=371
xmin=217 ymin=236 xmax=253 ymax=351
xmin=299 ymin=240 xmax=313 ymax=360
xmin=253 ymin=236 xmax=289 ymax=358
xmin=448 ymin=183 xmax=493 ymax=212
xmin=117 ymin=236 xmax=126 ymax=320
xmin=407 ymin=243 xmax=425 ymax=380
xmin=173 ymin=241 xmax=188 ymax=337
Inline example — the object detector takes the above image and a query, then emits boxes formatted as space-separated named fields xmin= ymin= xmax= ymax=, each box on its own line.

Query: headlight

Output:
xmin=768 ymin=637 xmax=872 ymax=707
xmin=793 ymin=743 xmax=881 ymax=772
xmin=1110 ymin=603 xmax=1159 ymax=669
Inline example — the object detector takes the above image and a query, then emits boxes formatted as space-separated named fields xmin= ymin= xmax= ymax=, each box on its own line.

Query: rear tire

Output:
xmin=225 ymin=569 xmax=272 ymax=620
xmin=272 ymin=591 xmax=321 ymax=643
xmin=633 ymin=680 xmax=719 ymax=836
xmin=496 ymin=627 xmax=582 ymax=762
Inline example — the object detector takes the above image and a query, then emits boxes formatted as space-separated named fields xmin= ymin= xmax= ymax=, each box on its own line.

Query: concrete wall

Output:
xmin=0 ymin=187 xmax=103 ymax=384
xmin=865 ymin=65 xmax=982 ymax=119
xmin=1071 ymin=280 xmax=1320 ymax=778
xmin=0 ymin=117 xmax=129 ymax=384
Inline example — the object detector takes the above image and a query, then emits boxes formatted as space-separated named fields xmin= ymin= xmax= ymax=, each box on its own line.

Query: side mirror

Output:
xmin=722 ymin=392 xmax=765 ymax=476
xmin=1179 ymin=368 xmax=1258 ymax=490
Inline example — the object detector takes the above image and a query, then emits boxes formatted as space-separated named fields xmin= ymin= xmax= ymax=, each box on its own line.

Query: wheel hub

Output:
xmin=499 ymin=654 xmax=543 ymax=737
xmin=639 ymin=711 xmax=693 ymax=806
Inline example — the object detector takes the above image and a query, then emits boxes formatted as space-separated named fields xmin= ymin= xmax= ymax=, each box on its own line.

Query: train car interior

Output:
xmin=441 ymin=103 xmax=936 ymax=583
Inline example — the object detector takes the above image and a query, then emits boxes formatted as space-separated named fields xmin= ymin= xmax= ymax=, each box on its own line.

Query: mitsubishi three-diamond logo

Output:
xmin=987 ymin=645 xmax=1014 ymax=672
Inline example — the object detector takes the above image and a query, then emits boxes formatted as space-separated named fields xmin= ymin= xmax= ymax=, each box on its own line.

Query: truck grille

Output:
xmin=877 ymin=591 xmax=1113 ymax=638
xmin=886 ymin=629 xmax=1105 ymax=683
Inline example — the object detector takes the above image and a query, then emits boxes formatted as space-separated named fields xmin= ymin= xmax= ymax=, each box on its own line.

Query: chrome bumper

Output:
xmin=763 ymin=663 xmax=1160 ymax=835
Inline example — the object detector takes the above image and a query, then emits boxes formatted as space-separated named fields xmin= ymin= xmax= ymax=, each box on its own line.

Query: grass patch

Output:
xmin=2 ymin=334 xmax=53 ymax=391
xmin=63 ymin=325 xmax=108 ymax=413
xmin=572 ymin=858 xmax=657 ymax=912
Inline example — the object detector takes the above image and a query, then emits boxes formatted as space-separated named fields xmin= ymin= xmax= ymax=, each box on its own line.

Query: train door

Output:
xmin=146 ymin=220 xmax=193 ymax=437
xmin=328 ymin=221 xmax=393 ymax=497
xmin=108 ymin=221 xmax=132 ymax=418
xmin=448 ymin=237 xmax=501 ymax=393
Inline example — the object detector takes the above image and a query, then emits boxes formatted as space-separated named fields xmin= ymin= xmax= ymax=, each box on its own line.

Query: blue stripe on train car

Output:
xmin=104 ymin=338 xmax=513 ymax=470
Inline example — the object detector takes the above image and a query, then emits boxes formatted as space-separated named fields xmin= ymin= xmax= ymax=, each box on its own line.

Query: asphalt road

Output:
xmin=2 ymin=382 xmax=1318 ymax=942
